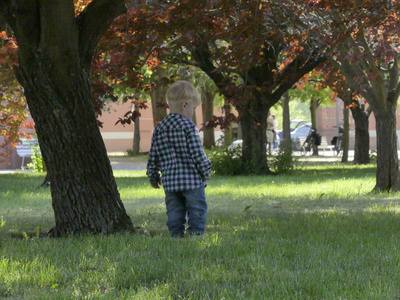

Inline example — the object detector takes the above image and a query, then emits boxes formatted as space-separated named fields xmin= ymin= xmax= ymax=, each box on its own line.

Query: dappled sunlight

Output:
xmin=2 ymin=200 xmax=400 ymax=298
xmin=113 ymin=170 xmax=147 ymax=178
xmin=364 ymin=203 xmax=400 ymax=214
xmin=1 ymin=257 xmax=60 ymax=290
xmin=3 ymin=166 xmax=400 ymax=298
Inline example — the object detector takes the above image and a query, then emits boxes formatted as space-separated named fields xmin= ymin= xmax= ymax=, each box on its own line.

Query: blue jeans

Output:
xmin=164 ymin=186 xmax=207 ymax=237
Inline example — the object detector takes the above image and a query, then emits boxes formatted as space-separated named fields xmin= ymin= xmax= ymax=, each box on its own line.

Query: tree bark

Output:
xmin=150 ymin=71 xmax=168 ymax=128
xmin=281 ymin=91 xmax=292 ymax=154
xmin=133 ymin=103 xmax=140 ymax=155
xmin=18 ymin=58 xmax=134 ymax=236
xmin=350 ymin=105 xmax=370 ymax=164
xmin=239 ymin=99 xmax=270 ymax=174
xmin=310 ymin=98 xmax=319 ymax=156
xmin=222 ymin=102 xmax=232 ymax=148
xmin=202 ymin=90 xmax=215 ymax=149
xmin=341 ymin=104 xmax=349 ymax=162
xmin=374 ymin=105 xmax=400 ymax=192
xmin=1 ymin=0 xmax=134 ymax=236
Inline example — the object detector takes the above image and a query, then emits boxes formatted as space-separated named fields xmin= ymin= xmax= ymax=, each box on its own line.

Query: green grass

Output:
xmin=2 ymin=163 xmax=400 ymax=299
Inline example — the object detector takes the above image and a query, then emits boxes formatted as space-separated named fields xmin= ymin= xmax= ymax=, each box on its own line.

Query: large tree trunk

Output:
xmin=350 ymin=105 xmax=370 ymax=164
xmin=18 ymin=55 xmax=134 ymax=237
xmin=239 ymin=100 xmax=270 ymax=174
xmin=202 ymin=90 xmax=215 ymax=149
xmin=2 ymin=0 xmax=134 ymax=236
xmin=374 ymin=105 xmax=400 ymax=192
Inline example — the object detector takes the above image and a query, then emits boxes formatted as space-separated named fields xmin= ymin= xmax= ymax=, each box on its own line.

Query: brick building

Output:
xmin=316 ymin=100 xmax=384 ymax=150
xmin=1 ymin=100 xmax=399 ymax=170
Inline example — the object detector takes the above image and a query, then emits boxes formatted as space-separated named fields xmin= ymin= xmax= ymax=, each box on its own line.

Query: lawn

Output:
xmin=1 ymin=163 xmax=400 ymax=299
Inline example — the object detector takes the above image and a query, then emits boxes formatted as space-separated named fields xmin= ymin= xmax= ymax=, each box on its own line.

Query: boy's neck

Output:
xmin=169 ymin=108 xmax=183 ymax=115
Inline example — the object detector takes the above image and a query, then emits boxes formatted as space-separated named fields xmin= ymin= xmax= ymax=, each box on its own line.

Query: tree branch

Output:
xmin=366 ymin=105 xmax=373 ymax=117
xmin=0 ymin=1 xmax=10 ymax=19
xmin=188 ymin=41 xmax=227 ymax=93
xmin=0 ymin=0 xmax=41 ymax=66
xmin=356 ymin=19 xmax=381 ymax=75
xmin=76 ymin=0 xmax=127 ymax=69
xmin=0 ymin=13 xmax=7 ymax=31
xmin=388 ymin=57 xmax=400 ymax=104
xmin=271 ymin=48 xmax=326 ymax=102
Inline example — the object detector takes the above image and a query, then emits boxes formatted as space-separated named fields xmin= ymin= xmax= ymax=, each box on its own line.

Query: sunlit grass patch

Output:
xmin=2 ymin=163 xmax=400 ymax=298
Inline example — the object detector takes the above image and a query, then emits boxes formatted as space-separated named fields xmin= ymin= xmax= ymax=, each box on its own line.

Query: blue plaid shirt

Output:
xmin=146 ymin=113 xmax=212 ymax=192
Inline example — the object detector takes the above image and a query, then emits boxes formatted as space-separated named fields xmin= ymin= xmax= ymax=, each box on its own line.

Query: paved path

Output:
xmin=110 ymin=160 xmax=147 ymax=171
xmin=0 ymin=151 xmax=356 ymax=174
xmin=0 ymin=161 xmax=147 ymax=174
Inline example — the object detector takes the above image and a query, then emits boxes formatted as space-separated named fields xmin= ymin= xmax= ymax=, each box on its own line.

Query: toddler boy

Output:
xmin=146 ymin=80 xmax=212 ymax=237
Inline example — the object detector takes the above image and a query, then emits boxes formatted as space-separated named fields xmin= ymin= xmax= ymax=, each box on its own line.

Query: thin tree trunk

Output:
xmin=223 ymin=102 xmax=232 ymax=148
xmin=150 ymin=72 xmax=168 ymax=128
xmin=350 ymin=105 xmax=370 ymax=164
xmin=341 ymin=104 xmax=349 ymax=162
xmin=133 ymin=103 xmax=140 ymax=155
xmin=202 ymin=90 xmax=215 ymax=149
xmin=374 ymin=105 xmax=400 ymax=192
xmin=310 ymin=98 xmax=319 ymax=156
xmin=281 ymin=91 xmax=292 ymax=153
xmin=310 ymin=98 xmax=319 ymax=129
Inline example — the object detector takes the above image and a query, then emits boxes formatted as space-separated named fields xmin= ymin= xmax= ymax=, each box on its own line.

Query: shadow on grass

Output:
xmin=0 ymin=165 xmax=386 ymax=242
xmin=2 ymin=207 xmax=400 ymax=299
xmin=114 ymin=165 xmax=377 ymax=190
xmin=292 ymin=165 xmax=376 ymax=178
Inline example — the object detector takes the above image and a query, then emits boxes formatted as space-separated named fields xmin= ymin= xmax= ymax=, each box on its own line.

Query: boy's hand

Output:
xmin=204 ymin=176 xmax=211 ymax=181
xmin=150 ymin=180 xmax=161 ymax=189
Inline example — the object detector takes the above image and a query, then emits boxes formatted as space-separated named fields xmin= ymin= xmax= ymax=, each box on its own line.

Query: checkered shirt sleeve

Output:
xmin=146 ymin=113 xmax=212 ymax=192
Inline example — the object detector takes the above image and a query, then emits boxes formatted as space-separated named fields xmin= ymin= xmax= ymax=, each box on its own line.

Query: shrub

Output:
xmin=269 ymin=149 xmax=295 ymax=174
xmin=206 ymin=147 xmax=245 ymax=175
xmin=27 ymin=134 xmax=45 ymax=172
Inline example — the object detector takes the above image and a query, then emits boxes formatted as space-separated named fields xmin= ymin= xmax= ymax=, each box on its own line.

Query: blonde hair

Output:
xmin=166 ymin=81 xmax=201 ymax=106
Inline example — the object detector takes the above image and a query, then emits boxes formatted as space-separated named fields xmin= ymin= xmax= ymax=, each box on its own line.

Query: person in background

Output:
xmin=271 ymin=114 xmax=279 ymax=150
xmin=266 ymin=111 xmax=275 ymax=154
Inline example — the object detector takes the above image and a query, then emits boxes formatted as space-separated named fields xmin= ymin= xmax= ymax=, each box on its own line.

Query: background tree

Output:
xmin=280 ymin=91 xmax=292 ymax=153
xmin=0 ymin=0 xmax=134 ymax=236
xmin=0 ymin=26 xmax=31 ymax=162
xmin=300 ymin=0 xmax=400 ymax=191
xmin=322 ymin=66 xmax=371 ymax=164
xmin=290 ymin=72 xmax=333 ymax=155
xmin=75 ymin=0 xmax=325 ymax=173
xmin=0 ymin=67 xmax=32 ymax=163
xmin=349 ymin=98 xmax=371 ymax=164
xmin=137 ymin=0 xmax=326 ymax=173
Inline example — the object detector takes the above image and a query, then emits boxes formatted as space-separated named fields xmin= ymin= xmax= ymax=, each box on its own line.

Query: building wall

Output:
xmin=98 ymin=101 xmax=221 ymax=153
xmin=316 ymin=100 xmax=400 ymax=150
xmin=98 ymin=101 xmax=154 ymax=153
xmin=0 ymin=115 xmax=35 ymax=170
xmin=3 ymin=100 xmax=400 ymax=170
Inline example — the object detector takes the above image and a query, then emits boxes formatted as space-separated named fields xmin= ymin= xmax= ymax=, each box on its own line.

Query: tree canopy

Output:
xmin=297 ymin=0 xmax=400 ymax=191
